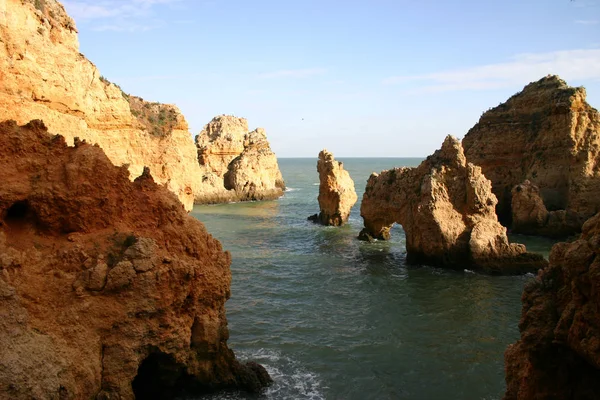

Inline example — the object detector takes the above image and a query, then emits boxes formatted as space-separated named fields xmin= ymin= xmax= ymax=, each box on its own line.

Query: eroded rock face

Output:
xmin=0 ymin=0 xmax=203 ymax=210
xmin=504 ymin=212 xmax=600 ymax=400
xmin=463 ymin=75 xmax=600 ymax=237
xmin=308 ymin=149 xmax=357 ymax=226
xmin=511 ymin=180 xmax=581 ymax=238
xmin=196 ymin=115 xmax=248 ymax=176
xmin=195 ymin=116 xmax=285 ymax=203
xmin=0 ymin=120 xmax=271 ymax=400
xmin=359 ymin=135 xmax=547 ymax=274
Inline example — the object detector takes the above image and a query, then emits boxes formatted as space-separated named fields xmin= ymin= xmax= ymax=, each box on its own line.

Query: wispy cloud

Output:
xmin=92 ymin=21 xmax=164 ymax=32
xmin=62 ymin=0 xmax=181 ymax=31
xmin=383 ymin=49 xmax=600 ymax=92
xmin=258 ymin=68 xmax=327 ymax=79
xmin=575 ymin=19 xmax=599 ymax=24
xmin=573 ymin=0 xmax=598 ymax=7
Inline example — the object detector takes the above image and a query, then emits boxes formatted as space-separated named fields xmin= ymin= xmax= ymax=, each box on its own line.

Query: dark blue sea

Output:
xmin=190 ymin=158 xmax=557 ymax=400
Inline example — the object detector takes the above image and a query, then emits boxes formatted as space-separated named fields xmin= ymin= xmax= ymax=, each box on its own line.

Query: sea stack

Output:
xmin=195 ymin=115 xmax=285 ymax=203
xmin=0 ymin=0 xmax=202 ymax=210
xmin=308 ymin=149 xmax=358 ymax=226
xmin=504 ymin=212 xmax=600 ymax=399
xmin=0 ymin=120 xmax=271 ymax=399
xmin=462 ymin=75 xmax=600 ymax=237
xmin=359 ymin=135 xmax=547 ymax=274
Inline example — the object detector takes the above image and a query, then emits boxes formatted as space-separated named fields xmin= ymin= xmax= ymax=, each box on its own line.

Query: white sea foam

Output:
xmin=285 ymin=187 xmax=300 ymax=192
xmin=190 ymin=348 xmax=325 ymax=400
xmin=243 ymin=348 xmax=325 ymax=400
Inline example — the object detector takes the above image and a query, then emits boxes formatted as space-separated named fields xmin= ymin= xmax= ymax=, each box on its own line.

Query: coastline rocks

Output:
xmin=359 ymin=135 xmax=547 ymax=274
xmin=504 ymin=212 xmax=600 ymax=399
xmin=463 ymin=75 xmax=600 ymax=237
xmin=195 ymin=116 xmax=285 ymax=203
xmin=0 ymin=0 xmax=202 ymax=210
xmin=196 ymin=115 xmax=248 ymax=176
xmin=0 ymin=120 xmax=271 ymax=399
xmin=308 ymin=150 xmax=357 ymax=226
xmin=511 ymin=180 xmax=581 ymax=237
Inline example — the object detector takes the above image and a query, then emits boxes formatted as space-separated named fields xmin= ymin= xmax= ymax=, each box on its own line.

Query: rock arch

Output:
xmin=359 ymin=136 xmax=546 ymax=274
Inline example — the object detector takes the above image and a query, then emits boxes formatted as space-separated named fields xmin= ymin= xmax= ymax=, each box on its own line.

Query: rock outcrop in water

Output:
xmin=195 ymin=115 xmax=285 ymax=203
xmin=462 ymin=75 xmax=600 ymax=237
xmin=0 ymin=120 xmax=271 ymax=399
xmin=359 ymin=136 xmax=547 ymax=274
xmin=0 ymin=0 xmax=203 ymax=210
xmin=504 ymin=211 xmax=600 ymax=399
xmin=308 ymin=149 xmax=357 ymax=226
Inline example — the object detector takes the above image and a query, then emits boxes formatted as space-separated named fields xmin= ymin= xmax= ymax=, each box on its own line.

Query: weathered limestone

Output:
xmin=359 ymin=136 xmax=547 ymax=274
xmin=308 ymin=149 xmax=357 ymax=226
xmin=0 ymin=0 xmax=202 ymax=210
xmin=463 ymin=75 xmax=600 ymax=237
xmin=196 ymin=115 xmax=248 ymax=176
xmin=511 ymin=180 xmax=581 ymax=237
xmin=0 ymin=120 xmax=271 ymax=399
xmin=195 ymin=116 xmax=285 ymax=203
xmin=504 ymin=212 xmax=600 ymax=399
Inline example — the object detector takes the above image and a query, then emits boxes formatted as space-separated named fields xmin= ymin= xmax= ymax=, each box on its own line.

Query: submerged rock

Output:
xmin=463 ymin=75 xmax=600 ymax=237
xmin=0 ymin=120 xmax=271 ymax=399
xmin=359 ymin=135 xmax=547 ymax=274
xmin=308 ymin=149 xmax=358 ymax=226
xmin=504 ymin=212 xmax=600 ymax=399
xmin=195 ymin=116 xmax=285 ymax=203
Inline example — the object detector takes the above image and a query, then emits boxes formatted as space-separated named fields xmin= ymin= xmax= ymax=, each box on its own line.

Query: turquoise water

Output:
xmin=190 ymin=158 xmax=557 ymax=400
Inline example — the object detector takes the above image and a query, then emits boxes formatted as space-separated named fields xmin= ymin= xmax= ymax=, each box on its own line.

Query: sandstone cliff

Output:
xmin=0 ymin=120 xmax=271 ymax=399
xmin=511 ymin=180 xmax=581 ymax=238
xmin=462 ymin=75 xmax=600 ymax=237
xmin=195 ymin=115 xmax=285 ymax=203
xmin=0 ymin=0 xmax=202 ymax=210
xmin=504 ymin=212 xmax=600 ymax=399
xmin=359 ymin=136 xmax=547 ymax=274
xmin=308 ymin=149 xmax=358 ymax=226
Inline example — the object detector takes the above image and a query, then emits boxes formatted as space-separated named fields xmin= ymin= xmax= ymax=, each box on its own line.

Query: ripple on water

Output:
xmin=190 ymin=158 xmax=550 ymax=400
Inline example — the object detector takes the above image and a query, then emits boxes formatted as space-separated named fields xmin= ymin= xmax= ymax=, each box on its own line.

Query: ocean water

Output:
xmin=190 ymin=158 xmax=558 ymax=400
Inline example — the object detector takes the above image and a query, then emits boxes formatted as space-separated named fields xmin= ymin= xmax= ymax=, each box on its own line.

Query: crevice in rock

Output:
xmin=4 ymin=200 xmax=37 ymax=230
xmin=132 ymin=351 xmax=208 ymax=400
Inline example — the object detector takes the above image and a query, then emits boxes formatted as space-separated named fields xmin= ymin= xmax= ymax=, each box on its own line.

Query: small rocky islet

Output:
xmin=1 ymin=0 xmax=599 ymax=399
xmin=308 ymin=149 xmax=358 ymax=226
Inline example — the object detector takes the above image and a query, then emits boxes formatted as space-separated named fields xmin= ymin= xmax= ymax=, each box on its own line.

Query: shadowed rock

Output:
xmin=0 ymin=120 xmax=271 ymax=399
xmin=511 ymin=180 xmax=581 ymax=238
xmin=504 ymin=212 xmax=600 ymax=399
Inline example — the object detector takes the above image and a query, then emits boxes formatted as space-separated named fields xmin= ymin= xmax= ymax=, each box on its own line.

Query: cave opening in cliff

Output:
xmin=132 ymin=351 xmax=211 ymax=399
xmin=4 ymin=200 xmax=35 ymax=229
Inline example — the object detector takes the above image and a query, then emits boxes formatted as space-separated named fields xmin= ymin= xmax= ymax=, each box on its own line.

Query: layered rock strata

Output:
xmin=0 ymin=120 xmax=271 ymax=399
xmin=0 ymin=0 xmax=204 ymax=210
xmin=308 ymin=149 xmax=358 ymax=226
xmin=195 ymin=115 xmax=285 ymax=203
xmin=463 ymin=75 xmax=600 ymax=237
xmin=359 ymin=136 xmax=547 ymax=274
xmin=504 ymin=212 xmax=600 ymax=399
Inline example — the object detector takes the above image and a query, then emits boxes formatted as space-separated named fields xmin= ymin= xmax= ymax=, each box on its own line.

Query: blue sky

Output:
xmin=63 ymin=0 xmax=600 ymax=157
